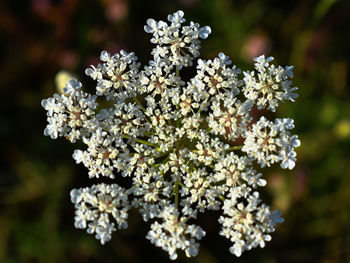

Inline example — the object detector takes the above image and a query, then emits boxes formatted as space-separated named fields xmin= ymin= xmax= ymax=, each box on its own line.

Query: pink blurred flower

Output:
xmin=243 ymin=32 xmax=271 ymax=61
xmin=103 ymin=0 xmax=128 ymax=22
xmin=32 ymin=0 xmax=51 ymax=16
xmin=60 ymin=50 xmax=79 ymax=69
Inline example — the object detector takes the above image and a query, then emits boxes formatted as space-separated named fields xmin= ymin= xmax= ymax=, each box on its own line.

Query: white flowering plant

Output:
xmin=42 ymin=10 xmax=300 ymax=260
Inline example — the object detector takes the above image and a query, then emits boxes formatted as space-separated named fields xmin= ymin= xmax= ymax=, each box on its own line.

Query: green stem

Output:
xmin=132 ymin=96 xmax=146 ymax=112
xmin=226 ymin=145 xmax=243 ymax=151
xmin=219 ymin=195 xmax=225 ymax=202
xmin=132 ymin=96 xmax=158 ymax=132
xmin=178 ymin=181 xmax=187 ymax=188
xmin=137 ymin=138 xmax=158 ymax=149
xmin=123 ymin=134 xmax=160 ymax=150
xmin=175 ymin=180 xmax=179 ymax=209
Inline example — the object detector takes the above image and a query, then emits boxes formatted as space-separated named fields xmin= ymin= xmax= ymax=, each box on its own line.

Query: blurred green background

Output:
xmin=1 ymin=0 xmax=350 ymax=262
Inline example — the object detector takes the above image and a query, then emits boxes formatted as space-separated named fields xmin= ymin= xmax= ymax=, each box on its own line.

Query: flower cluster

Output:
xmin=42 ymin=11 xmax=300 ymax=260
xmin=70 ymin=183 xmax=130 ymax=244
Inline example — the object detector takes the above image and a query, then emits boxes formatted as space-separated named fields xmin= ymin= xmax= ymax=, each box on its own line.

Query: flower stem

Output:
xmin=133 ymin=96 xmax=146 ymax=112
xmin=175 ymin=180 xmax=179 ymax=209
xmin=226 ymin=145 xmax=243 ymax=151
xmin=123 ymin=134 xmax=160 ymax=150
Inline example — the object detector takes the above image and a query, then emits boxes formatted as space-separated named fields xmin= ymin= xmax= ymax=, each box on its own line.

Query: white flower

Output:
xmin=168 ymin=10 xmax=185 ymax=26
xmin=70 ymin=184 xmax=130 ymax=244
xmin=243 ymin=55 xmax=298 ymax=111
xmin=41 ymin=80 xmax=98 ymax=142
xmin=144 ymin=10 xmax=211 ymax=68
xmin=146 ymin=206 xmax=205 ymax=260
xmin=85 ymin=50 xmax=140 ymax=100
xmin=242 ymin=116 xmax=300 ymax=169
xmin=63 ymin=78 xmax=82 ymax=94
xmin=199 ymin=26 xmax=211 ymax=39
xmin=85 ymin=65 xmax=102 ymax=80
xmin=42 ymin=10 xmax=299 ymax=260
xmin=43 ymin=117 xmax=61 ymax=139
xmin=219 ymin=186 xmax=283 ymax=257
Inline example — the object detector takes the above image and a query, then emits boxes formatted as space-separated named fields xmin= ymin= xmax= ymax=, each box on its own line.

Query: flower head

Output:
xmin=42 ymin=10 xmax=300 ymax=259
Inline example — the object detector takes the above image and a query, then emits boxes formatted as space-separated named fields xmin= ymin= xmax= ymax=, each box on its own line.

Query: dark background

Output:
xmin=1 ymin=0 xmax=350 ymax=262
